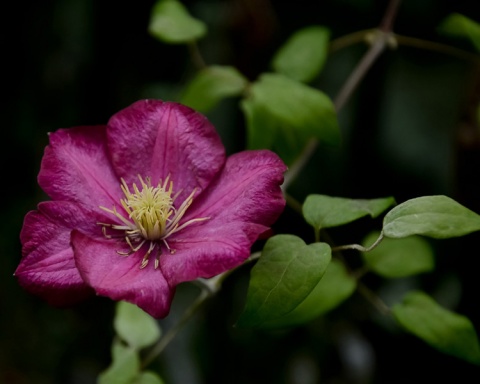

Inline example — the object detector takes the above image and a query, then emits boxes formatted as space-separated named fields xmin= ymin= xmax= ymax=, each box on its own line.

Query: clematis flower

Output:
xmin=15 ymin=99 xmax=286 ymax=318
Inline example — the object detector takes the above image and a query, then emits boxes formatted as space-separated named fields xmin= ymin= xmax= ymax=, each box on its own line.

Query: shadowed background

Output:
xmin=2 ymin=0 xmax=480 ymax=383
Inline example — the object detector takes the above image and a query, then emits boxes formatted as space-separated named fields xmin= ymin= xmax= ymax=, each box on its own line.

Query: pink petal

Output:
xmin=16 ymin=201 xmax=97 ymax=306
xmin=72 ymin=231 xmax=175 ymax=318
xmin=106 ymin=100 xmax=226 ymax=200
xmin=38 ymin=125 xmax=122 ymax=210
xmin=161 ymin=149 xmax=287 ymax=285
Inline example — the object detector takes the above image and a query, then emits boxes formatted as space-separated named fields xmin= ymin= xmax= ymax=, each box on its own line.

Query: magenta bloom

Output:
xmin=16 ymin=100 xmax=286 ymax=318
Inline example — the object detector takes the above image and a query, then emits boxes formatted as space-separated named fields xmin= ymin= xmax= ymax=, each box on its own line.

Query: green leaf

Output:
xmin=237 ymin=234 xmax=331 ymax=328
xmin=148 ymin=0 xmax=207 ymax=44
xmin=241 ymin=73 xmax=340 ymax=165
xmin=303 ymin=194 xmax=395 ymax=231
xmin=180 ymin=65 xmax=248 ymax=112
xmin=114 ymin=301 xmax=161 ymax=349
xmin=272 ymin=25 xmax=330 ymax=83
xmin=98 ymin=340 xmax=140 ymax=384
xmin=393 ymin=291 xmax=480 ymax=365
xmin=264 ymin=259 xmax=356 ymax=328
xmin=438 ymin=13 xmax=480 ymax=52
xmin=361 ymin=231 xmax=434 ymax=278
xmin=135 ymin=371 xmax=165 ymax=384
xmin=383 ymin=195 xmax=480 ymax=239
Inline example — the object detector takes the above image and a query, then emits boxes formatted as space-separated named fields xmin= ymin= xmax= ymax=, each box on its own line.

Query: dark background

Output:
xmin=2 ymin=0 xmax=480 ymax=383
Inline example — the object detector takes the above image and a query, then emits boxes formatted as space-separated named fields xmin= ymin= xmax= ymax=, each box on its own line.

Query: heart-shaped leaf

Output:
xmin=263 ymin=258 xmax=356 ymax=328
xmin=237 ymin=234 xmax=331 ymax=328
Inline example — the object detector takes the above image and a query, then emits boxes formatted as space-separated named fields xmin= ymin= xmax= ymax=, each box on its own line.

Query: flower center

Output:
xmin=122 ymin=175 xmax=175 ymax=241
xmin=98 ymin=175 xmax=208 ymax=269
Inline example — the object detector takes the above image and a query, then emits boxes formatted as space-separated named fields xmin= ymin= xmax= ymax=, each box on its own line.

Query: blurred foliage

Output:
xmin=2 ymin=0 xmax=480 ymax=383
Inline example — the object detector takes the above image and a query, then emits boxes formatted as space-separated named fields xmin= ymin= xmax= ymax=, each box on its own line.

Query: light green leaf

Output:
xmin=303 ymin=194 xmax=395 ymax=230
xmin=383 ymin=195 xmax=480 ymax=239
xmin=180 ymin=65 xmax=248 ymax=112
xmin=264 ymin=259 xmax=356 ymax=328
xmin=272 ymin=25 xmax=330 ymax=83
xmin=135 ymin=371 xmax=165 ymax=384
xmin=241 ymin=73 xmax=340 ymax=165
xmin=438 ymin=13 xmax=480 ymax=52
xmin=361 ymin=231 xmax=434 ymax=278
xmin=393 ymin=291 xmax=480 ymax=365
xmin=148 ymin=0 xmax=206 ymax=44
xmin=237 ymin=234 xmax=331 ymax=328
xmin=98 ymin=340 xmax=140 ymax=384
xmin=114 ymin=301 xmax=161 ymax=349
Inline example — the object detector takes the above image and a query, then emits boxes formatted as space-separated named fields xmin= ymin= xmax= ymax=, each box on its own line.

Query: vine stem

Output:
xmin=282 ymin=0 xmax=401 ymax=191
xmin=141 ymin=288 xmax=210 ymax=369
xmin=357 ymin=282 xmax=391 ymax=315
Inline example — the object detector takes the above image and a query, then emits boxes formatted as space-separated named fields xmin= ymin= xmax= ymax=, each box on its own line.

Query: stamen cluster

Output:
xmin=99 ymin=175 xmax=208 ymax=269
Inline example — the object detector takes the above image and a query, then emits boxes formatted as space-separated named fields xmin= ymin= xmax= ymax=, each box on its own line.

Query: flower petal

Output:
xmin=38 ymin=125 xmax=122 ymax=210
xmin=16 ymin=201 xmax=96 ymax=306
xmin=106 ymin=100 xmax=226 ymax=199
xmin=161 ymin=149 xmax=287 ymax=284
xmin=72 ymin=231 xmax=175 ymax=318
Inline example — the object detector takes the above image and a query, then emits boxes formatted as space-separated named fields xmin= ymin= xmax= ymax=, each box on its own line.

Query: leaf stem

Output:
xmin=332 ymin=231 xmax=384 ymax=253
xmin=394 ymin=34 xmax=480 ymax=64
xmin=187 ymin=41 xmax=207 ymax=69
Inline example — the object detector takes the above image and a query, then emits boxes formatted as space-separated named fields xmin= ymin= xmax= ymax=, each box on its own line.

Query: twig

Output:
xmin=141 ymin=288 xmax=210 ymax=368
xmin=282 ymin=0 xmax=402 ymax=191
xmin=357 ymin=281 xmax=391 ymax=315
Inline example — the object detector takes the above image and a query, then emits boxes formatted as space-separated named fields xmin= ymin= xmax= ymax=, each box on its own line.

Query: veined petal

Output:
xmin=106 ymin=100 xmax=226 ymax=200
xmin=38 ymin=125 xmax=122 ymax=210
xmin=72 ymin=231 xmax=175 ymax=318
xmin=187 ymin=149 xmax=286 ymax=226
xmin=161 ymin=222 xmax=265 ymax=285
xmin=16 ymin=201 xmax=97 ymax=306
xmin=161 ymin=149 xmax=286 ymax=284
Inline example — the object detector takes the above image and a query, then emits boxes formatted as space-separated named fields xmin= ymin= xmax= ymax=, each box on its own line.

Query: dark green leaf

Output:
xmin=361 ymin=231 xmax=434 ymax=278
xmin=98 ymin=340 xmax=140 ymax=384
xmin=264 ymin=259 xmax=356 ymax=328
xmin=271 ymin=25 xmax=330 ymax=83
xmin=237 ymin=234 xmax=331 ymax=328
xmin=438 ymin=13 xmax=480 ymax=52
xmin=383 ymin=195 xmax=480 ymax=239
xmin=114 ymin=301 xmax=161 ymax=349
xmin=180 ymin=66 xmax=248 ymax=112
xmin=393 ymin=291 xmax=480 ymax=365
xmin=303 ymin=194 xmax=395 ymax=230
xmin=241 ymin=73 xmax=340 ymax=165
xmin=148 ymin=0 xmax=206 ymax=44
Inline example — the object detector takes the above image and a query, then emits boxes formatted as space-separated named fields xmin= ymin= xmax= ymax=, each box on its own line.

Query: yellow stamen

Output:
xmin=98 ymin=175 xmax=209 ymax=269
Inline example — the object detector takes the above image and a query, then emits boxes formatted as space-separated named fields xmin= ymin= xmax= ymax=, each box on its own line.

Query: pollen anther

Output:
xmin=99 ymin=175 xmax=208 ymax=269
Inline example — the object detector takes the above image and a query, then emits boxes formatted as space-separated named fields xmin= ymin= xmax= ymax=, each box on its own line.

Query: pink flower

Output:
xmin=16 ymin=100 xmax=286 ymax=318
